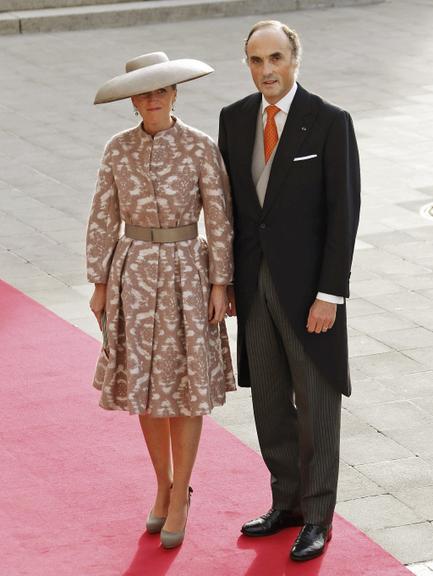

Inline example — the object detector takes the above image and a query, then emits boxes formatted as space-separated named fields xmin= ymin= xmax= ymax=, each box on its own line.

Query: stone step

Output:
xmin=0 ymin=0 xmax=132 ymax=11
xmin=0 ymin=0 xmax=384 ymax=36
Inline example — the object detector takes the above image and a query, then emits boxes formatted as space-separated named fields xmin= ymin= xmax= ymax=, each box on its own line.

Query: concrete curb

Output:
xmin=0 ymin=0 xmax=384 ymax=35
xmin=0 ymin=0 xmax=132 ymax=11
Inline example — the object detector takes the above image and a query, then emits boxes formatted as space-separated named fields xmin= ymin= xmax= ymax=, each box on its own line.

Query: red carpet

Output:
xmin=0 ymin=279 xmax=412 ymax=576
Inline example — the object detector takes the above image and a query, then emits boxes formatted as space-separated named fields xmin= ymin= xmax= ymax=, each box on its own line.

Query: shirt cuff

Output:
xmin=316 ymin=292 xmax=344 ymax=305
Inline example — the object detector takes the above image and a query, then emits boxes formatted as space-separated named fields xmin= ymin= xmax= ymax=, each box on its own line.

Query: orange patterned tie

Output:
xmin=264 ymin=105 xmax=280 ymax=163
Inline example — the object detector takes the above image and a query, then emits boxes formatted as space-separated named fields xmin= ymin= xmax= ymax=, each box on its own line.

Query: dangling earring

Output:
xmin=172 ymin=101 xmax=176 ymax=112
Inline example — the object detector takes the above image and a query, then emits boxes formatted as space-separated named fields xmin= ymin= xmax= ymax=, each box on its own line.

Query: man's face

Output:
xmin=246 ymin=26 xmax=297 ymax=104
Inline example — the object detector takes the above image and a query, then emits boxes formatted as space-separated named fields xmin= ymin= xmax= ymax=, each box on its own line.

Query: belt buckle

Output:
xmin=151 ymin=228 xmax=161 ymax=243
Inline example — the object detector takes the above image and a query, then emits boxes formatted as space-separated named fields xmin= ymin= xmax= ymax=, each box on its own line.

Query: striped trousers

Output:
xmin=245 ymin=260 xmax=341 ymax=526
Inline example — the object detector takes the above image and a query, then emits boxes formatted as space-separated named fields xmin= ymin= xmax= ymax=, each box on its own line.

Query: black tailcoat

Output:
xmin=218 ymin=84 xmax=361 ymax=396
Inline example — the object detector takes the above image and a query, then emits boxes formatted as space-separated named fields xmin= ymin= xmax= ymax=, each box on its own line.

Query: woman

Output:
xmin=86 ymin=52 xmax=235 ymax=549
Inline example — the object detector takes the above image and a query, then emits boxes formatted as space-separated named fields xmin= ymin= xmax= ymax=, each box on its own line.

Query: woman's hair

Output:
xmin=244 ymin=20 xmax=302 ymax=68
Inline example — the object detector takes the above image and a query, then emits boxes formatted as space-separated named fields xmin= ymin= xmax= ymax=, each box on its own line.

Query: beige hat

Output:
xmin=94 ymin=51 xmax=214 ymax=104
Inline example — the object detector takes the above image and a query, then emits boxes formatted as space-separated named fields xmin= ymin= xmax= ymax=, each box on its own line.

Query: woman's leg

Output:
xmin=163 ymin=415 xmax=203 ymax=532
xmin=138 ymin=415 xmax=173 ymax=517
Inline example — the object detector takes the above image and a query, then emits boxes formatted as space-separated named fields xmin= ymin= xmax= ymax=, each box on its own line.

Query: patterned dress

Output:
xmin=86 ymin=118 xmax=235 ymax=417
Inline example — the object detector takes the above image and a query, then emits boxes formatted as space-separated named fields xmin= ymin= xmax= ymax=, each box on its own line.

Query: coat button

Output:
xmin=259 ymin=223 xmax=266 ymax=229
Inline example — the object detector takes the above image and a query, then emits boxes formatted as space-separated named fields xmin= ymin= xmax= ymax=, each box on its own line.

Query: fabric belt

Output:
xmin=124 ymin=222 xmax=198 ymax=243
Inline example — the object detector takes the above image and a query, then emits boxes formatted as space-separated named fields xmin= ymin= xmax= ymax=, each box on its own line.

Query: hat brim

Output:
xmin=94 ymin=59 xmax=214 ymax=104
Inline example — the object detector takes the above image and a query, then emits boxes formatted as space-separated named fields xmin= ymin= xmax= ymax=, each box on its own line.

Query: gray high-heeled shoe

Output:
xmin=160 ymin=487 xmax=193 ymax=549
xmin=146 ymin=509 xmax=167 ymax=534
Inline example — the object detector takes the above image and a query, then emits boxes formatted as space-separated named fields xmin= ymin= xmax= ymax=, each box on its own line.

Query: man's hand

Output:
xmin=226 ymin=285 xmax=237 ymax=317
xmin=306 ymin=299 xmax=337 ymax=334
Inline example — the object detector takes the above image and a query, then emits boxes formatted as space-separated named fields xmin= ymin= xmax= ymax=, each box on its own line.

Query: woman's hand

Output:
xmin=226 ymin=285 xmax=236 ymax=317
xmin=208 ymin=284 xmax=228 ymax=325
xmin=90 ymin=283 xmax=107 ymax=330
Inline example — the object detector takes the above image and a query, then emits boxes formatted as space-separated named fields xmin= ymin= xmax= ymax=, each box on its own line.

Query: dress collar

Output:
xmin=139 ymin=115 xmax=181 ymax=140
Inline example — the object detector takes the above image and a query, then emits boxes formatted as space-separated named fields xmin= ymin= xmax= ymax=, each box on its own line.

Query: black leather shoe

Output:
xmin=290 ymin=523 xmax=332 ymax=561
xmin=241 ymin=508 xmax=304 ymax=537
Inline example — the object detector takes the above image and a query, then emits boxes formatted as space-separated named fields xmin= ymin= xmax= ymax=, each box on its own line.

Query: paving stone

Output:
xmin=4 ymin=0 xmax=339 ymax=36
xmin=0 ymin=213 xmax=40 ymax=238
xmin=422 ymin=289 xmax=433 ymax=300
xmin=52 ymin=271 xmax=87 ymax=286
xmin=17 ymin=275 xmax=68 ymax=293
xmin=387 ymin=425 xmax=433 ymax=459
xmin=366 ymin=291 xmax=433 ymax=313
xmin=348 ymin=401 xmax=433 ymax=433
xmin=345 ymin=377 xmax=402 ymax=406
xmin=336 ymin=495 xmax=423 ymax=531
xmin=356 ymin=457 xmax=433 ymax=492
xmin=68 ymin=315 xmax=101 ymax=342
xmin=46 ymin=299 xmax=94 ymax=320
xmin=340 ymin=407 xmax=375 ymax=437
xmin=383 ymin=241 xmax=433 ymax=263
xmin=406 ymin=226 xmax=433 ymax=241
xmin=372 ymin=328 xmax=433 ymax=351
xmin=346 ymin=298 xmax=384 ymax=318
xmin=349 ymin=267 xmax=380 ymax=283
xmin=360 ymin=230 xmax=420 ymax=248
xmin=355 ymin=247 xmax=430 ymax=277
xmin=341 ymin=430 xmax=413 ymax=466
xmin=348 ymin=334 xmax=391 ymax=357
xmin=0 ymin=231 xmax=57 ymax=253
xmin=349 ymin=351 xmax=428 ymax=378
xmin=350 ymin=279 xmax=405 ymax=298
xmin=349 ymin=312 xmax=416 ymax=334
xmin=41 ymin=228 xmax=88 ymax=244
xmin=10 ymin=241 xmax=79 ymax=263
xmin=0 ymin=13 xmax=19 ymax=35
xmin=19 ymin=215 xmax=83 ymax=234
xmin=211 ymin=422 xmax=260 ymax=453
xmin=395 ymin=309 xmax=433 ymax=332
xmin=26 ymin=286 xmax=88 ymax=306
xmin=337 ymin=462 xmax=386 ymax=502
xmin=354 ymin=238 xmax=374 ymax=250
xmin=411 ymin=397 xmax=433 ymax=417
xmin=377 ymin=372 xmax=433 ymax=400
xmin=407 ymin=564 xmax=433 ymax=576
xmin=395 ymin=485 xmax=433 ymax=522
xmin=404 ymin=348 xmax=433 ymax=370
xmin=367 ymin=523 xmax=433 ymax=565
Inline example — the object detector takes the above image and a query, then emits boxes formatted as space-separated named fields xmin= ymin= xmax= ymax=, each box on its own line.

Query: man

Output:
xmin=218 ymin=21 xmax=360 ymax=562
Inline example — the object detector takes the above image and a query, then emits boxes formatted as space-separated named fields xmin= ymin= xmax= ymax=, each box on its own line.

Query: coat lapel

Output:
xmin=262 ymin=85 xmax=317 ymax=218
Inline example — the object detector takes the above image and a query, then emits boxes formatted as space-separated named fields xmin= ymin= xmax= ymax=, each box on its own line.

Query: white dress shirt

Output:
xmin=262 ymin=83 xmax=344 ymax=306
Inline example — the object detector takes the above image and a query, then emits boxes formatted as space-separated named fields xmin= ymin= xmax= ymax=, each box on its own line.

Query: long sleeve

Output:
xmin=86 ymin=141 xmax=121 ymax=284
xmin=318 ymin=110 xmax=361 ymax=297
xmin=199 ymin=139 xmax=234 ymax=285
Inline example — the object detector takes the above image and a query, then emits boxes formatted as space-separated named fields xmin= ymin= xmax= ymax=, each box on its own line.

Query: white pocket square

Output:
xmin=293 ymin=154 xmax=318 ymax=162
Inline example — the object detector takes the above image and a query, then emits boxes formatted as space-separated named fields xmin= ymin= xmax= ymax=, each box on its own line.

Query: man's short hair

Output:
xmin=244 ymin=20 xmax=302 ymax=68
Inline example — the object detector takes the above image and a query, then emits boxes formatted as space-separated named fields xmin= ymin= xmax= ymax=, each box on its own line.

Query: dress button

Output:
xmin=259 ymin=223 xmax=266 ymax=229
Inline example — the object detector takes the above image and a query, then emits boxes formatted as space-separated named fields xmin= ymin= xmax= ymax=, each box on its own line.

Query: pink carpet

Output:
xmin=0 ymin=279 xmax=412 ymax=576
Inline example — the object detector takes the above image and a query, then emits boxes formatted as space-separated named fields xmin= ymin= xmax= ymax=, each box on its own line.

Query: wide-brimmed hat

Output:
xmin=94 ymin=51 xmax=214 ymax=104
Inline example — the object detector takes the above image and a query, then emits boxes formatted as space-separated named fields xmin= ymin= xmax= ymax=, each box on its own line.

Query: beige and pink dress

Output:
xmin=86 ymin=118 xmax=235 ymax=417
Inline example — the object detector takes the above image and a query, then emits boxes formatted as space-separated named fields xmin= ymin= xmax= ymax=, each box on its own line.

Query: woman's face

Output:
xmin=131 ymin=86 xmax=176 ymax=122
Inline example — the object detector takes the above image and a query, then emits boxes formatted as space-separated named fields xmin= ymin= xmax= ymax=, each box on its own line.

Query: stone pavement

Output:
xmin=0 ymin=0 xmax=381 ymax=35
xmin=1 ymin=0 xmax=433 ymax=571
